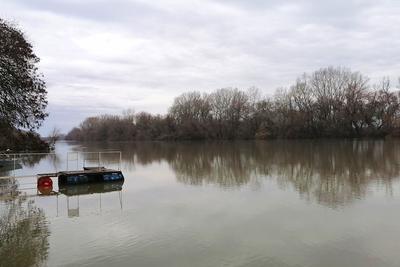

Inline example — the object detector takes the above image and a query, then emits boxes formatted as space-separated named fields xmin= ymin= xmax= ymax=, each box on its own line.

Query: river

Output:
xmin=1 ymin=140 xmax=400 ymax=267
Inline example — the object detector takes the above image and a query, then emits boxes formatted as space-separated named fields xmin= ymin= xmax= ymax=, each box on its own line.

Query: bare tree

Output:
xmin=47 ymin=127 xmax=61 ymax=150
xmin=65 ymin=67 xmax=400 ymax=141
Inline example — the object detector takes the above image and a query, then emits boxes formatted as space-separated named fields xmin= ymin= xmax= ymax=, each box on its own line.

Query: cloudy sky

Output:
xmin=2 ymin=0 xmax=400 ymax=134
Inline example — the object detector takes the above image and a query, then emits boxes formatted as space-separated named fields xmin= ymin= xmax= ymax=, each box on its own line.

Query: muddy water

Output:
xmin=1 ymin=140 xmax=400 ymax=267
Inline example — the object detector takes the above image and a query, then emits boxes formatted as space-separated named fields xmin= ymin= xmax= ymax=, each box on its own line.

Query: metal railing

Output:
xmin=66 ymin=151 xmax=122 ymax=171
xmin=0 ymin=151 xmax=122 ymax=180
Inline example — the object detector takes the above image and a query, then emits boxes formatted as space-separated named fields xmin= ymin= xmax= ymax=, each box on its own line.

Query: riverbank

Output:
xmin=0 ymin=127 xmax=49 ymax=152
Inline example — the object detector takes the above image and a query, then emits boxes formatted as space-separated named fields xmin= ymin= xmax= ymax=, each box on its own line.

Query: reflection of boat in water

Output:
xmin=37 ymin=180 xmax=124 ymax=218
xmin=62 ymin=180 xmax=124 ymax=218
xmin=58 ymin=180 xmax=124 ymax=196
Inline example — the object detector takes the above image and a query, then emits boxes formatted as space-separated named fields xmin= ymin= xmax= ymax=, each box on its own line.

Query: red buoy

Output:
xmin=38 ymin=185 xmax=53 ymax=195
xmin=38 ymin=176 xmax=53 ymax=188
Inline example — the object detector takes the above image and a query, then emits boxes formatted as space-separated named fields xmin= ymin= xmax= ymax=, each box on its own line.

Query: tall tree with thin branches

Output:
xmin=0 ymin=19 xmax=47 ymax=130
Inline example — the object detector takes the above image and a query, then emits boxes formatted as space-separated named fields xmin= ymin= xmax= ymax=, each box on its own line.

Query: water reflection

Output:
xmin=59 ymin=181 xmax=124 ymax=196
xmin=58 ymin=181 xmax=124 ymax=218
xmin=0 ymin=153 xmax=54 ymax=177
xmin=1 ymin=141 xmax=400 ymax=267
xmin=0 ymin=192 xmax=50 ymax=267
xmin=80 ymin=140 xmax=400 ymax=208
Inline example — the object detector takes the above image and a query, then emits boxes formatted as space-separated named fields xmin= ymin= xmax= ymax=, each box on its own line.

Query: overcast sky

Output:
xmin=2 ymin=0 xmax=400 ymax=135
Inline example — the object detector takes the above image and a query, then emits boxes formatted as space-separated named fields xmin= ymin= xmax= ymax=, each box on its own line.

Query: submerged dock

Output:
xmin=38 ymin=167 xmax=124 ymax=185
xmin=0 ymin=151 xmax=124 ymax=186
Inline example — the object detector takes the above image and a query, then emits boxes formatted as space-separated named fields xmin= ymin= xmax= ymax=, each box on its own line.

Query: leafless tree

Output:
xmin=66 ymin=67 xmax=400 ymax=141
xmin=48 ymin=127 xmax=60 ymax=149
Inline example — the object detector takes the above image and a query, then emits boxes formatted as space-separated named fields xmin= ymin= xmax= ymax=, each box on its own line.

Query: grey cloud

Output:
xmin=11 ymin=0 xmax=160 ymax=23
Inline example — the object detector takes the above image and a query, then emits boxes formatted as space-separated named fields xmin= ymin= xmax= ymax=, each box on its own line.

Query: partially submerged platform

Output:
xmin=38 ymin=167 xmax=124 ymax=185
xmin=0 ymin=150 xmax=124 ymax=189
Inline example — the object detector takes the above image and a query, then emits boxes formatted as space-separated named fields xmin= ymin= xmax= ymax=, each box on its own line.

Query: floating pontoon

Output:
xmin=38 ymin=167 xmax=124 ymax=186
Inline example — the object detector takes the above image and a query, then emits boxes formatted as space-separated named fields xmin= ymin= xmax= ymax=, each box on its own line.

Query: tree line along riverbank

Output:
xmin=66 ymin=67 xmax=400 ymax=141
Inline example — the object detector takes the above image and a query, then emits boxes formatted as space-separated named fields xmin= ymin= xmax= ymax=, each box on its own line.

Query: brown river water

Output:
xmin=1 ymin=140 xmax=400 ymax=267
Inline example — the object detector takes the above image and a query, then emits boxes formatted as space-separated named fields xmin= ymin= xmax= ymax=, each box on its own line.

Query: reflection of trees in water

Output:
xmin=73 ymin=140 xmax=400 ymax=207
xmin=168 ymin=143 xmax=258 ymax=187
xmin=0 ymin=186 xmax=50 ymax=267
xmin=261 ymin=140 xmax=400 ymax=207
xmin=0 ymin=154 xmax=49 ymax=177
xmin=77 ymin=142 xmax=259 ymax=186
xmin=18 ymin=154 xmax=47 ymax=168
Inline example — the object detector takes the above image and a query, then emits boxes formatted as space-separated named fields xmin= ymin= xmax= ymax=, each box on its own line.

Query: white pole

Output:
xmin=119 ymin=152 xmax=122 ymax=171
xmin=13 ymin=154 xmax=16 ymax=177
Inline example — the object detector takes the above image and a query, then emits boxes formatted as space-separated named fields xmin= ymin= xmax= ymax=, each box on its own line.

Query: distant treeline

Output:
xmin=66 ymin=67 xmax=400 ymax=141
